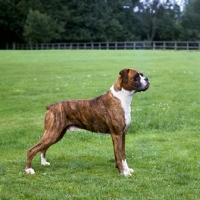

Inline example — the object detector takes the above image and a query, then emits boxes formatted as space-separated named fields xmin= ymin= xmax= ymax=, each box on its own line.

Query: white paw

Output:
xmin=121 ymin=168 xmax=134 ymax=176
xmin=121 ymin=159 xmax=134 ymax=176
xmin=129 ymin=168 xmax=134 ymax=173
xmin=121 ymin=169 xmax=133 ymax=176
xmin=41 ymin=161 xmax=50 ymax=166
xmin=41 ymin=153 xmax=50 ymax=166
xmin=25 ymin=168 xmax=35 ymax=174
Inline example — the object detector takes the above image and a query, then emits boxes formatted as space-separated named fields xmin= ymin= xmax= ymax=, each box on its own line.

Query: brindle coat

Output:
xmin=25 ymin=68 xmax=149 ymax=175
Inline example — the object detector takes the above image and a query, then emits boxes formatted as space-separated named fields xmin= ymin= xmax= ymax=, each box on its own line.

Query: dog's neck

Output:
xmin=110 ymin=85 xmax=135 ymax=105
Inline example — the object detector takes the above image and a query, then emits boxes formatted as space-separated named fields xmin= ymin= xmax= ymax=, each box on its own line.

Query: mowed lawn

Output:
xmin=0 ymin=50 xmax=199 ymax=200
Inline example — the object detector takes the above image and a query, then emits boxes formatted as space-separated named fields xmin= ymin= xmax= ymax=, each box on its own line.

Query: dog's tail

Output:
xmin=46 ymin=105 xmax=52 ymax=110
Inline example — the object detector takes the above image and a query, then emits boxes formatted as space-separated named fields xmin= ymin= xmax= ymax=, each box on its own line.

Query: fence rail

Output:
xmin=2 ymin=41 xmax=200 ymax=50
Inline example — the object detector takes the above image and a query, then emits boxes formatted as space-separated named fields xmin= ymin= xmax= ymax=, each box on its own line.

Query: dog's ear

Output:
xmin=119 ymin=69 xmax=129 ymax=83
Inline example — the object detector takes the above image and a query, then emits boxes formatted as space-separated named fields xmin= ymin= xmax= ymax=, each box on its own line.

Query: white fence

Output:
xmin=5 ymin=41 xmax=200 ymax=50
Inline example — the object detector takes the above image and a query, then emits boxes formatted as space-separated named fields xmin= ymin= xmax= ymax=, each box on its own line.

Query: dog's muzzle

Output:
xmin=137 ymin=77 xmax=150 ymax=92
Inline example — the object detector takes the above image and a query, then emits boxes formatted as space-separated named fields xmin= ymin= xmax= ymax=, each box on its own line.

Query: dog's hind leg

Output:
xmin=25 ymin=128 xmax=67 ymax=174
xmin=25 ymin=139 xmax=48 ymax=174
xmin=40 ymin=128 xmax=67 ymax=166
xmin=40 ymin=149 xmax=50 ymax=166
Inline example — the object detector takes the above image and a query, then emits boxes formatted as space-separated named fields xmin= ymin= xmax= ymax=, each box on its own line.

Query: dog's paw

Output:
xmin=121 ymin=168 xmax=134 ymax=176
xmin=121 ymin=160 xmax=134 ymax=176
xmin=41 ymin=161 xmax=50 ymax=166
xmin=25 ymin=168 xmax=35 ymax=174
xmin=129 ymin=168 xmax=134 ymax=173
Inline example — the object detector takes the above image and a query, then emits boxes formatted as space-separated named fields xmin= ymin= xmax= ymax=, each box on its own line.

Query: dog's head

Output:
xmin=116 ymin=68 xmax=150 ymax=92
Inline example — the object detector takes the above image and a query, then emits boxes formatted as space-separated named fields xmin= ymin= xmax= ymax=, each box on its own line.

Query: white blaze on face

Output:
xmin=110 ymin=85 xmax=135 ymax=131
xmin=140 ymin=74 xmax=147 ymax=86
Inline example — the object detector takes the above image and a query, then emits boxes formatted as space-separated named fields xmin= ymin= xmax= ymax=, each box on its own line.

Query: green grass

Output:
xmin=0 ymin=50 xmax=200 ymax=199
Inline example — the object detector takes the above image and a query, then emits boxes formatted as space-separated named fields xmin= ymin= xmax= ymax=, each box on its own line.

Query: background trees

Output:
xmin=0 ymin=0 xmax=198 ymax=44
xmin=24 ymin=9 xmax=64 ymax=44
xmin=180 ymin=0 xmax=200 ymax=40
xmin=133 ymin=0 xmax=182 ymax=41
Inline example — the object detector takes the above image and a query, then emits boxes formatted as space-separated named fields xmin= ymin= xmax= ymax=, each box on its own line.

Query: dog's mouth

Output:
xmin=137 ymin=82 xmax=150 ymax=92
xmin=144 ymin=82 xmax=150 ymax=90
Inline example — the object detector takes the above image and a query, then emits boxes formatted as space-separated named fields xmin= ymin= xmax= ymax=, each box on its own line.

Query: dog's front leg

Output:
xmin=111 ymin=133 xmax=133 ymax=176
xmin=121 ymin=133 xmax=134 ymax=175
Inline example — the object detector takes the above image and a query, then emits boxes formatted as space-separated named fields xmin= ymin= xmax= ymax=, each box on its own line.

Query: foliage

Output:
xmin=0 ymin=50 xmax=200 ymax=199
xmin=0 ymin=0 xmax=199 ymax=44
xmin=23 ymin=9 xmax=64 ymax=44
xmin=156 ymin=4 xmax=183 ymax=41
xmin=180 ymin=0 xmax=200 ymax=40
xmin=134 ymin=0 xmax=183 ymax=41
xmin=0 ymin=0 xmax=26 ymax=42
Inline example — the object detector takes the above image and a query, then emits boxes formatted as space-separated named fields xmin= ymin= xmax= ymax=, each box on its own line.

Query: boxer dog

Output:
xmin=25 ymin=68 xmax=150 ymax=176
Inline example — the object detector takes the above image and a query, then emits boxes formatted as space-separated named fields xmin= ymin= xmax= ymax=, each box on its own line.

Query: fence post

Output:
xmin=133 ymin=42 xmax=135 ymax=50
xmin=163 ymin=41 xmax=166 ymax=50
xmin=106 ymin=42 xmax=109 ymax=50
xmin=175 ymin=41 xmax=177 ymax=50
xmin=124 ymin=42 xmax=126 ymax=50
xmin=115 ymin=42 xmax=117 ymax=50
xmin=99 ymin=43 xmax=101 ymax=50
xmin=153 ymin=42 xmax=155 ymax=50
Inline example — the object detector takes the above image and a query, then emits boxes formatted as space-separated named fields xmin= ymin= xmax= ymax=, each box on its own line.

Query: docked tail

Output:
xmin=46 ymin=104 xmax=53 ymax=110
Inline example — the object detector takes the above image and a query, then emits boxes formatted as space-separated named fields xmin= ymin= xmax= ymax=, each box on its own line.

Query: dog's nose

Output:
xmin=144 ymin=77 xmax=149 ymax=82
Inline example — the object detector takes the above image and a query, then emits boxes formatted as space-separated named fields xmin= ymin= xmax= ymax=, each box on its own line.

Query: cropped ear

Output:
xmin=119 ymin=69 xmax=129 ymax=83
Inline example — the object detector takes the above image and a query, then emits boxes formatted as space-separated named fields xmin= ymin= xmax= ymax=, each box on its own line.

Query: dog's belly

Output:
xmin=66 ymin=108 xmax=111 ymax=133
xmin=67 ymin=125 xmax=110 ymax=135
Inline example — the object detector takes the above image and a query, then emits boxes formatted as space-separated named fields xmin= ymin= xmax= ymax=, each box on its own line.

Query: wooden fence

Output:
xmin=3 ymin=41 xmax=200 ymax=50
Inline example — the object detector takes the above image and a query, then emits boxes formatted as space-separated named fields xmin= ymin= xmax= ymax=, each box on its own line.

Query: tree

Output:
xmin=105 ymin=0 xmax=139 ymax=41
xmin=0 ymin=0 xmax=199 ymax=44
xmin=155 ymin=4 xmax=182 ymax=41
xmin=0 ymin=0 xmax=26 ymax=43
xmin=23 ymin=9 xmax=64 ymax=44
xmin=133 ymin=0 xmax=182 ymax=41
xmin=181 ymin=0 xmax=200 ymax=40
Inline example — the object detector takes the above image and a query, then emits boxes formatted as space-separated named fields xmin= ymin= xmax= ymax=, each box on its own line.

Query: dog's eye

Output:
xmin=133 ymin=73 xmax=139 ymax=80
xmin=140 ymin=73 xmax=143 ymax=77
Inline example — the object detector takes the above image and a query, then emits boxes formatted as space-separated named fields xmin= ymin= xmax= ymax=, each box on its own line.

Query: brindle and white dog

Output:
xmin=25 ymin=68 xmax=150 ymax=176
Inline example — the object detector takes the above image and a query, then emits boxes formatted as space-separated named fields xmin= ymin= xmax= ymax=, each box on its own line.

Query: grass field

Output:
xmin=0 ymin=50 xmax=200 ymax=200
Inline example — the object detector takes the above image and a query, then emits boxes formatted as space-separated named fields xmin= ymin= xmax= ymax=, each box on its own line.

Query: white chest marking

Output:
xmin=110 ymin=85 xmax=134 ymax=131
